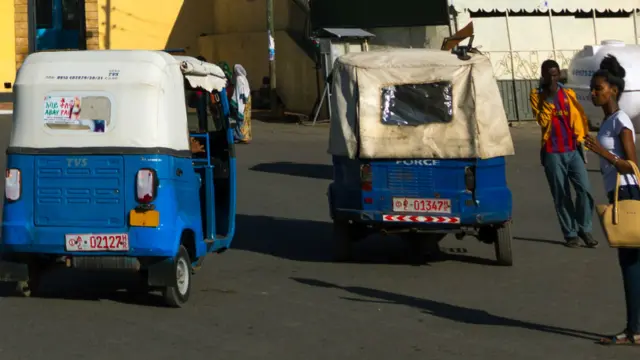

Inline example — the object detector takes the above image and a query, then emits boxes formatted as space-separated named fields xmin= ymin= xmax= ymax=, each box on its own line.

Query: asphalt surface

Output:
xmin=0 ymin=115 xmax=636 ymax=359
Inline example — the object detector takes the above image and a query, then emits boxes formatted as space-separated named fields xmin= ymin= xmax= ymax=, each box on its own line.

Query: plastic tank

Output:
xmin=565 ymin=40 xmax=640 ymax=133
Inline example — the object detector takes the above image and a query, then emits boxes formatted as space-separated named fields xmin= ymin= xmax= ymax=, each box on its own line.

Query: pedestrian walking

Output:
xmin=583 ymin=54 xmax=640 ymax=345
xmin=231 ymin=64 xmax=252 ymax=144
xmin=529 ymin=59 xmax=598 ymax=248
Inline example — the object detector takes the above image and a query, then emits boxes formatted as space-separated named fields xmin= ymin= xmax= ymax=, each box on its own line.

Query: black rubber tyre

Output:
xmin=332 ymin=220 xmax=358 ymax=262
xmin=127 ymin=270 xmax=151 ymax=295
xmin=494 ymin=222 xmax=514 ymax=267
xmin=16 ymin=261 xmax=46 ymax=298
xmin=15 ymin=279 xmax=37 ymax=298
xmin=162 ymin=246 xmax=192 ymax=308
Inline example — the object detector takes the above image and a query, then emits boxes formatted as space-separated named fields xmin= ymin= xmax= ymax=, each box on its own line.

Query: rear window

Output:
xmin=43 ymin=94 xmax=111 ymax=133
xmin=380 ymin=81 xmax=453 ymax=126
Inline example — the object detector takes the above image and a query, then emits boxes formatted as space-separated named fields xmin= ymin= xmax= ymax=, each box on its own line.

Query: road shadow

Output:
xmin=292 ymin=277 xmax=602 ymax=341
xmin=234 ymin=214 xmax=500 ymax=266
xmin=250 ymin=162 xmax=333 ymax=180
xmin=515 ymin=236 xmax=565 ymax=246
xmin=251 ymin=110 xmax=302 ymax=124
xmin=0 ymin=269 xmax=171 ymax=308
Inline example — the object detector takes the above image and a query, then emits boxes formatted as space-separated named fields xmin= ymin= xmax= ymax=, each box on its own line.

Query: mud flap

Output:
xmin=146 ymin=257 xmax=177 ymax=288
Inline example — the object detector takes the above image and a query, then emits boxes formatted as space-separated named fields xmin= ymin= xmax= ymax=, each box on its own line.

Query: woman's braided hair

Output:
xmin=593 ymin=54 xmax=626 ymax=100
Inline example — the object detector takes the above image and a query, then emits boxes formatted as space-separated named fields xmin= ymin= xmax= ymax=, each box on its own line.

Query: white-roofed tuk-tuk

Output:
xmin=0 ymin=50 xmax=236 ymax=307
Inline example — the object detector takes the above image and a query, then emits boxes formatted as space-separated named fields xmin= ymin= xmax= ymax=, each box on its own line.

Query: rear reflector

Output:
xmin=361 ymin=164 xmax=372 ymax=191
xmin=5 ymin=169 xmax=20 ymax=201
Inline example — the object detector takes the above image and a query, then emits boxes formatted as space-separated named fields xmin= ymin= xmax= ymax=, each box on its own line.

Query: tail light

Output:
xmin=136 ymin=169 xmax=158 ymax=204
xmin=464 ymin=166 xmax=476 ymax=192
xmin=5 ymin=169 xmax=21 ymax=201
xmin=360 ymin=164 xmax=372 ymax=191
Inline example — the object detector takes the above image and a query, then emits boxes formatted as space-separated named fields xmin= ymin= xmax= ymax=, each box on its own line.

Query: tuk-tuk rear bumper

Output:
xmin=332 ymin=208 xmax=511 ymax=229
xmin=1 ymin=223 xmax=180 ymax=257
xmin=0 ymin=253 xmax=177 ymax=287
xmin=0 ymin=224 xmax=181 ymax=286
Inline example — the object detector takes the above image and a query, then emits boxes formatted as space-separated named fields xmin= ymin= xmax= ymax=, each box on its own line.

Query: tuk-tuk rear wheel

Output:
xmin=16 ymin=262 xmax=45 ymax=298
xmin=494 ymin=223 xmax=513 ymax=267
xmin=162 ymin=245 xmax=192 ymax=308
xmin=126 ymin=270 xmax=151 ymax=295
xmin=332 ymin=220 xmax=359 ymax=262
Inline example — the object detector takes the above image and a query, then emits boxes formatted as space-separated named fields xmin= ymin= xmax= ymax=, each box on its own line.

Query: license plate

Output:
xmin=393 ymin=197 xmax=451 ymax=214
xmin=65 ymin=234 xmax=129 ymax=252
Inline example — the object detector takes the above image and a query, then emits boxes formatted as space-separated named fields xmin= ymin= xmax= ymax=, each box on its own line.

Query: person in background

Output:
xmin=187 ymin=55 xmax=209 ymax=153
xmin=218 ymin=61 xmax=234 ymax=93
xmin=529 ymin=59 xmax=598 ymax=248
xmin=584 ymin=55 xmax=640 ymax=345
xmin=231 ymin=64 xmax=252 ymax=144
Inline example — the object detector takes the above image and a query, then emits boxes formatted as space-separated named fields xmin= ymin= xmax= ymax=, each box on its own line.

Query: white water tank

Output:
xmin=565 ymin=40 xmax=640 ymax=133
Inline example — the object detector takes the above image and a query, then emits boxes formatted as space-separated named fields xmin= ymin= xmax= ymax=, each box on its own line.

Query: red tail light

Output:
xmin=136 ymin=169 xmax=158 ymax=204
xmin=5 ymin=169 xmax=21 ymax=201
xmin=360 ymin=164 xmax=372 ymax=191
xmin=464 ymin=166 xmax=476 ymax=192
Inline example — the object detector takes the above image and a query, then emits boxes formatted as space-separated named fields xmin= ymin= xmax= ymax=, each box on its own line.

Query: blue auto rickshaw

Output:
xmin=0 ymin=50 xmax=237 ymax=306
xmin=327 ymin=48 xmax=515 ymax=266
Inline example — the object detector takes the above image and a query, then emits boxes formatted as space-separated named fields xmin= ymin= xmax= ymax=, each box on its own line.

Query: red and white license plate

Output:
xmin=65 ymin=234 xmax=129 ymax=252
xmin=393 ymin=197 xmax=451 ymax=214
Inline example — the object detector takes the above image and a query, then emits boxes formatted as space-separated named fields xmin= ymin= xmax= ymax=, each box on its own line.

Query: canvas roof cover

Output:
xmin=328 ymin=48 xmax=515 ymax=160
xmin=174 ymin=55 xmax=227 ymax=93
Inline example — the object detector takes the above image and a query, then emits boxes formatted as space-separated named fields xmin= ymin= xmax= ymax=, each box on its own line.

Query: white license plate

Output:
xmin=393 ymin=197 xmax=451 ymax=214
xmin=65 ymin=234 xmax=129 ymax=252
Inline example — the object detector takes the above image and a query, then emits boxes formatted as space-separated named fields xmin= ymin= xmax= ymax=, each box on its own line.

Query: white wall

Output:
xmin=469 ymin=11 xmax=640 ymax=79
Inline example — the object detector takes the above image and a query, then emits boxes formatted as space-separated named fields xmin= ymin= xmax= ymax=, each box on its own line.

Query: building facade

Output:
xmin=451 ymin=0 xmax=640 ymax=120
xmin=1 ymin=0 xmax=217 ymax=93
xmin=8 ymin=0 xmax=634 ymax=120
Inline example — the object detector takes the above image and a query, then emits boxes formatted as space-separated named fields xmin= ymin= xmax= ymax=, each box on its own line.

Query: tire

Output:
xmin=163 ymin=246 xmax=192 ymax=308
xmin=127 ymin=270 xmax=151 ymax=295
xmin=332 ymin=220 xmax=356 ymax=262
xmin=16 ymin=261 xmax=46 ymax=298
xmin=494 ymin=222 xmax=513 ymax=267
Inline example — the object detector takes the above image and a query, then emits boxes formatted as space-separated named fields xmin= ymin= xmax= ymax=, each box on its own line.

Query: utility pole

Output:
xmin=267 ymin=0 xmax=277 ymax=116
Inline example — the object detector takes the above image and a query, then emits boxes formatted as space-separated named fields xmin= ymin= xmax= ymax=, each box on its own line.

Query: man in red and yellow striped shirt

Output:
xmin=530 ymin=59 xmax=598 ymax=248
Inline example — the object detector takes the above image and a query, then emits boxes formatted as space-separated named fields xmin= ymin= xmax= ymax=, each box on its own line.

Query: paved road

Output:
xmin=0 ymin=116 xmax=636 ymax=359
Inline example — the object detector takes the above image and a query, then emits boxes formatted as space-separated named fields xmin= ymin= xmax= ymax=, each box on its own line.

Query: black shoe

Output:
xmin=579 ymin=232 xmax=599 ymax=248
xmin=564 ymin=237 xmax=581 ymax=248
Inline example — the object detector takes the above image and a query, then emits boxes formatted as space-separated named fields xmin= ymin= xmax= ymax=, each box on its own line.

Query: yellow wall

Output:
xmin=95 ymin=0 xmax=318 ymax=112
xmin=199 ymin=0 xmax=317 ymax=113
xmin=0 ymin=1 xmax=16 ymax=92
xmin=210 ymin=0 xmax=293 ymax=34
xmin=199 ymin=30 xmax=318 ymax=114
xmin=97 ymin=0 xmax=214 ymax=55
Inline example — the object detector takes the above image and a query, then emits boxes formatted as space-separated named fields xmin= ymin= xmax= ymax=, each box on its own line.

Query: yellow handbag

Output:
xmin=596 ymin=160 xmax=640 ymax=248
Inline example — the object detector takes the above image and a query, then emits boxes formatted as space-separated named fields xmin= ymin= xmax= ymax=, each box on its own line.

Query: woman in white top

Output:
xmin=584 ymin=54 xmax=640 ymax=345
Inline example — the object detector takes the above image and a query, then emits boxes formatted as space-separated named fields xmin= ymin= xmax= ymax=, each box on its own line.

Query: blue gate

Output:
xmin=35 ymin=0 xmax=84 ymax=51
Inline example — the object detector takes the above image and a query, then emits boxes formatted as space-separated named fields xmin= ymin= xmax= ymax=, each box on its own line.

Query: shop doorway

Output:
xmin=33 ymin=0 xmax=86 ymax=51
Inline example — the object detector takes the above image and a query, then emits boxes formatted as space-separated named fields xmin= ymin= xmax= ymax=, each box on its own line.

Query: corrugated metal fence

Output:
xmin=497 ymin=79 xmax=539 ymax=121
